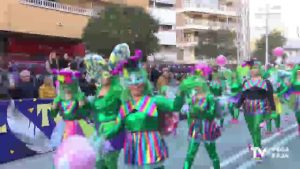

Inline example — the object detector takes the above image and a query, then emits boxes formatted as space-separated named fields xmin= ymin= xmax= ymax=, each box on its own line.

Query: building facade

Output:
xmin=175 ymin=0 xmax=240 ymax=63
xmin=0 ymin=0 xmax=149 ymax=58
xmin=148 ymin=0 xmax=177 ymax=63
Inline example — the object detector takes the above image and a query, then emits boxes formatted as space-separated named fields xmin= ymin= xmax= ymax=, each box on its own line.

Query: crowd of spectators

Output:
xmin=0 ymin=52 xmax=195 ymax=100
xmin=0 ymin=52 xmax=96 ymax=100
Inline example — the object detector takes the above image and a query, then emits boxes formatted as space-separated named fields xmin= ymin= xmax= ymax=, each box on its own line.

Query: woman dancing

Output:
xmin=237 ymin=60 xmax=276 ymax=161
xmin=180 ymin=71 xmax=221 ymax=169
xmin=103 ymin=49 xmax=184 ymax=169
xmin=84 ymin=44 xmax=129 ymax=169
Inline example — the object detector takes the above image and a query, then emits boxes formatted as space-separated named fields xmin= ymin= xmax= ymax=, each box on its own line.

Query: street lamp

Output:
xmin=255 ymin=4 xmax=281 ymax=66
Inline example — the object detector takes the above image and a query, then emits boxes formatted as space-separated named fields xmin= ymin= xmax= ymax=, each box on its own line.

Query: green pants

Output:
xmin=183 ymin=140 xmax=220 ymax=169
xmin=244 ymin=114 xmax=263 ymax=148
xmin=267 ymin=115 xmax=280 ymax=132
xmin=229 ymin=103 xmax=239 ymax=119
xmin=96 ymin=151 xmax=120 ymax=169
xmin=295 ymin=111 xmax=300 ymax=125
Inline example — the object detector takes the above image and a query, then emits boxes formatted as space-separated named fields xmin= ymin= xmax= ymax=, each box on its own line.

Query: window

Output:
xmin=159 ymin=25 xmax=173 ymax=31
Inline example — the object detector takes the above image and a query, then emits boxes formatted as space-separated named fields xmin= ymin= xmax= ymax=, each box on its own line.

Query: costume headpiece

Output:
xmin=52 ymin=69 xmax=81 ymax=100
xmin=84 ymin=43 xmax=130 ymax=84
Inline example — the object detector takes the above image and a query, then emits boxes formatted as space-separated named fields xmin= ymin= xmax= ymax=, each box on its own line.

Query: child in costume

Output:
xmin=237 ymin=60 xmax=276 ymax=161
xmin=84 ymin=44 xmax=129 ymax=169
xmin=103 ymin=50 xmax=184 ymax=169
xmin=50 ymin=69 xmax=90 ymax=148
xmin=180 ymin=72 xmax=221 ymax=169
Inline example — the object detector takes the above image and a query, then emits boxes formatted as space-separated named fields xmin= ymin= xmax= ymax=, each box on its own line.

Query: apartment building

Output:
xmin=148 ymin=0 xmax=177 ymax=63
xmin=176 ymin=0 xmax=239 ymax=63
xmin=0 ymin=0 xmax=149 ymax=58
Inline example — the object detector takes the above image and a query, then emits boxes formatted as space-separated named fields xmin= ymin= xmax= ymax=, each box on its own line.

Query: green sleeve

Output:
xmin=50 ymin=96 xmax=61 ymax=118
xmin=154 ymin=94 xmax=184 ymax=113
xmin=277 ymin=81 xmax=288 ymax=97
xmin=206 ymin=94 xmax=216 ymax=120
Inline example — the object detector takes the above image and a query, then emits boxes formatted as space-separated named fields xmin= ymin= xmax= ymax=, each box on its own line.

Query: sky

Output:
xmin=249 ymin=0 xmax=300 ymax=40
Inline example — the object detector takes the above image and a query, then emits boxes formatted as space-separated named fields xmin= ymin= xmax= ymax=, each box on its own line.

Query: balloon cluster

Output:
xmin=54 ymin=135 xmax=96 ymax=169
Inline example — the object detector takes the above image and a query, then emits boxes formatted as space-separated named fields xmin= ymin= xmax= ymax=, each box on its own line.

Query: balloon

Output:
xmin=273 ymin=47 xmax=284 ymax=57
xmin=216 ymin=55 xmax=227 ymax=66
xmin=54 ymin=135 xmax=96 ymax=169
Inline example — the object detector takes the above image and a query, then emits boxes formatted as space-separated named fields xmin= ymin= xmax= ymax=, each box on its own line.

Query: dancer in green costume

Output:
xmin=264 ymin=66 xmax=288 ymax=135
xmin=237 ymin=60 xmax=276 ymax=161
xmin=103 ymin=49 xmax=184 ymax=169
xmin=209 ymin=67 xmax=226 ymax=127
xmin=84 ymin=44 xmax=131 ymax=169
xmin=228 ymin=70 xmax=242 ymax=124
xmin=180 ymin=73 xmax=221 ymax=169
xmin=289 ymin=64 xmax=300 ymax=135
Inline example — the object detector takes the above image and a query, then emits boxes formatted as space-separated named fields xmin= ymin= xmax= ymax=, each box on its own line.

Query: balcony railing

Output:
xmin=185 ymin=19 xmax=236 ymax=30
xmin=180 ymin=2 xmax=237 ymax=16
xmin=19 ymin=0 xmax=96 ymax=16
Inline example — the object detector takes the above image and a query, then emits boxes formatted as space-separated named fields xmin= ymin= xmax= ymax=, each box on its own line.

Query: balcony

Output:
xmin=177 ymin=3 xmax=237 ymax=17
xmin=176 ymin=19 xmax=236 ymax=31
xmin=149 ymin=7 xmax=176 ymax=25
xmin=19 ymin=0 xmax=95 ymax=16
xmin=177 ymin=37 xmax=198 ymax=48
xmin=155 ymin=31 xmax=176 ymax=46
xmin=0 ymin=0 xmax=95 ymax=39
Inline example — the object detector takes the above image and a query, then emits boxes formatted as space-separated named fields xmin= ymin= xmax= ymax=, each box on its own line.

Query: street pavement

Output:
xmin=0 ymin=106 xmax=299 ymax=169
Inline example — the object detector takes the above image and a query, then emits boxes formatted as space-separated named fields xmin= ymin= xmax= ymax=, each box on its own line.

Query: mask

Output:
xmin=124 ymin=71 xmax=145 ymax=86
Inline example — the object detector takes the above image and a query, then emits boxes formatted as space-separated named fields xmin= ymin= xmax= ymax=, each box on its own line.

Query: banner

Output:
xmin=0 ymin=99 xmax=57 ymax=164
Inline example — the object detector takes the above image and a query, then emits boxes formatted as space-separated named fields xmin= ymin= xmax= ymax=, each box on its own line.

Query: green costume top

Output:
xmin=115 ymin=94 xmax=184 ymax=133
xmin=210 ymin=73 xmax=224 ymax=96
xmin=291 ymin=65 xmax=300 ymax=91
xmin=92 ymin=82 xmax=122 ymax=123
xmin=50 ymin=69 xmax=86 ymax=120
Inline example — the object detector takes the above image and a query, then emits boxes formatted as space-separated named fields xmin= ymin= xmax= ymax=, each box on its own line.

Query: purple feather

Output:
xmin=52 ymin=69 xmax=59 ymax=75
xmin=73 ymin=71 xmax=81 ymax=78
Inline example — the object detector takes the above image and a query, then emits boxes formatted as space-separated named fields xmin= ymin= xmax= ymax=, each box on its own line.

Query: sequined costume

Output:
xmin=180 ymin=75 xmax=221 ymax=169
xmin=84 ymin=44 xmax=130 ymax=169
xmin=50 ymin=69 xmax=90 ymax=148
xmin=289 ymin=64 xmax=300 ymax=134
xmin=237 ymin=61 xmax=276 ymax=161
xmin=228 ymin=70 xmax=242 ymax=123
xmin=265 ymin=67 xmax=288 ymax=133
xmin=104 ymin=49 xmax=184 ymax=169
xmin=209 ymin=69 xmax=227 ymax=127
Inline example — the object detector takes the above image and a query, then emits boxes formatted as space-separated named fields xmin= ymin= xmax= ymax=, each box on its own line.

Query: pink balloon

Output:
xmin=273 ymin=47 xmax=284 ymax=57
xmin=216 ymin=55 xmax=227 ymax=66
xmin=54 ymin=135 xmax=96 ymax=169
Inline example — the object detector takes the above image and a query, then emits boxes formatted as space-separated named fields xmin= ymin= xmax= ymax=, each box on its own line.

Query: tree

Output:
xmin=253 ymin=30 xmax=287 ymax=64
xmin=195 ymin=29 xmax=237 ymax=60
xmin=82 ymin=5 xmax=160 ymax=61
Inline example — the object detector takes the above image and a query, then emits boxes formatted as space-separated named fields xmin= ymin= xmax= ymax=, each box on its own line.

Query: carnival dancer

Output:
xmin=103 ymin=49 xmax=184 ymax=169
xmin=289 ymin=64 xmax=300 ymax=135
xmin=209 ymin=67 xmax=227 ymax=128
xmin=180 ymin=71 xmax=221 ymax=169
xmin=264 ymin=66 xmax=288 ymax=135
xmin=237 ymin=60 xmax=276 ymax=161
xmin=228 ymin=70 xmax=242 ymax=124
xmin=50 ymin=69 xmax=91 ymax=148
xmin=84 ymin=44 xmax=129 ymax=169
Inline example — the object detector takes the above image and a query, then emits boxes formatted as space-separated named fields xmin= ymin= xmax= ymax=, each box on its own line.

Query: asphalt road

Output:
xmin=0 ymin=106 xmax=299 ymax=169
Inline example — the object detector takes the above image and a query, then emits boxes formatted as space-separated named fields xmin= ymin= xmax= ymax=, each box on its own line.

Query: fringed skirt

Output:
xmin=124 ymin=131 xmax=168 ymax=166
xmin=215 ymin=96 xmax=229 ymax=118
xmin=289 ymin=92 xmax=300 ymax=111
xmin=242 ymin=99 xmax=269 ymax=116
xmin=188 ymin=119 xmax=221 ymax=143
xmin=50 ymin=120 xmax=94 ymax=149
xmin=274 ymin=95 xmax=283 ymax=114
